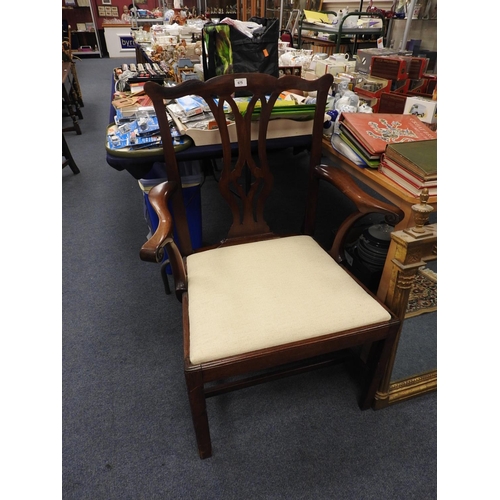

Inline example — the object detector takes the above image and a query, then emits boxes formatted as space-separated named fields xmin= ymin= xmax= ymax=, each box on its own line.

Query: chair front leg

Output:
xmin=358 ymin=323 xmax=400 ymax=410
xmin=185 ymin=368 xmax=212 ymax=459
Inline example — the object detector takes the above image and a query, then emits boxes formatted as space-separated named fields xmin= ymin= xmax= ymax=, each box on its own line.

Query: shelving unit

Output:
xmin=62 ymin=0 xmax=102 ymax=57
xmin=235 ymin=0 xmax=266 ymax=22
xmin=385 ymin=0 xmax=437 ymax=73
xmin=297 ymin=11 xmax=385 ymax=55
xmin=201 ymin=0 xmax=290 ymax=27
xmin=130 ymin=0 xmax=165 ymax=29
xmin=263 ymin=0 xmax=283 ymax=29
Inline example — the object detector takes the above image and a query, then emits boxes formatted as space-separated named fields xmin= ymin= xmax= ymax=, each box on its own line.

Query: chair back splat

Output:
xmin=144 ymin=73 xmax=331 ymax=252
xmin=141 ymin=73 xmax=403 ymax=459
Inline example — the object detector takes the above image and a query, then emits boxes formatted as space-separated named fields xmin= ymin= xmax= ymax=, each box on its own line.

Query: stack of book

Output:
xmin=379 ymin=139 xmax=437 ymax=197
xmin=112 ymin=92 xmax=154 ymax=118
xmin=337 ymin=113 xmax=437 ymax=168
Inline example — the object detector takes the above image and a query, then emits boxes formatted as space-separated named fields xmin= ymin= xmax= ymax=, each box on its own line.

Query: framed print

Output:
xmin=102 ymin=0 xmax=112 ymax=5
xmin=98 ymin=5 xmax=118 ymax=16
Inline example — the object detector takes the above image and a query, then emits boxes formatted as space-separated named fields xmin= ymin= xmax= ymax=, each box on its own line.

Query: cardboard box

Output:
xmin=354 ymin=75 xmax=391 ymax=98
xmin=328 ymin=62 xmax=351 ymax=77
xmin=356 ymin=95 xmax=379 ymax=113
xmin=333 ymin=72 xmax=364 ymax=94
xmin=302 ymin=69 xmax=318 ymax=81
xmin=314 ymin=59 xmax=330 ymax=77
xmin=314 ymin=59 xmax=347 ymax=77
xmin=404 ymin=96 xmax=437 ymax=124
xmin=345 ymin=60 xmax=356 ymax=73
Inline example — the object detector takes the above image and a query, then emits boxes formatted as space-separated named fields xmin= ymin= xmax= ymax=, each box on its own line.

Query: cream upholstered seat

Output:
xmin=141 ymin=72 xmax=403 ymax=459
xmin=187 ymin=235 xmax=390 ymax=365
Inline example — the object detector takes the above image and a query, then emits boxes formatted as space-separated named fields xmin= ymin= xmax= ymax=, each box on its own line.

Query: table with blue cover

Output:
xmin=105 ymin=71 xmax=315 ymax=179
xmin=105 ymin=72 xmax=316 ymax=292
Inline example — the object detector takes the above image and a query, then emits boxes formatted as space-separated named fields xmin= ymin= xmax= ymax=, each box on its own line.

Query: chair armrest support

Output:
xmin=313 ymin=164 xmax=404 ymax=263
xmin=140 ymin=181 xmax=187 ymax=298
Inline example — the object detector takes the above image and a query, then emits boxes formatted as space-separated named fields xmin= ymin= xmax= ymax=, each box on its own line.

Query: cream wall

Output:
xmin=321 ymin=1 xmax=394 ymax=12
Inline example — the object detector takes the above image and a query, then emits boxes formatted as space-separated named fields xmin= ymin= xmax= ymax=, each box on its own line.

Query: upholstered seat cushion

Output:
xmin=186 ymin=235 xmax=391 ymax=365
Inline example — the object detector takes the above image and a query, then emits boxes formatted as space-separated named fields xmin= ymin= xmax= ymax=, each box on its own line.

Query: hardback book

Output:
xmin=380 ymin=156 xmax=437 ymax=187
xmin=339 ymin=113 xmax=437 ymax=157
xmin=379 ymin=163 xmax=437 ymax=197
xmin=339 ymin=125 xmax=379 ymax=160
xmin=339 ymin=129 xmax=381 ymax=168
xmin=384 ymin=139 xmax=437 ymax=181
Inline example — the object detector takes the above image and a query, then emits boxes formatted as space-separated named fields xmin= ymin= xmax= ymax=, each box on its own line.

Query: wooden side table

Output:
xmin=321 ymin=136 xmax=437 ymax=301
xmin=321 ymin=137 xmax=437 ymax=231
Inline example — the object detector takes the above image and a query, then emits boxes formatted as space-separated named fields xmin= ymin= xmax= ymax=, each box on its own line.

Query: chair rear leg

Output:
xmin=358 ymin=326 xmax=399 ymax=410
xmin=160 ymin=261 xmax=171 ymax=295
xmin=185 ymin=369 xmax=212 ymax=459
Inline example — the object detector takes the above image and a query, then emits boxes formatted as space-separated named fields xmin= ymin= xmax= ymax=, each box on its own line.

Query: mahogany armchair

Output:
xmin=141 ymin=73 xmax=403 ymax=458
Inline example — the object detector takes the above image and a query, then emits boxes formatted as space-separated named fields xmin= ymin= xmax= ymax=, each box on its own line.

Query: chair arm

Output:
xmin=139 ymin=181 xmax=188 ymax=298
xmin=140 ymin=181 xmax=176 ymax=263
xmin=313 ymin=164 xmax=404 ymax=263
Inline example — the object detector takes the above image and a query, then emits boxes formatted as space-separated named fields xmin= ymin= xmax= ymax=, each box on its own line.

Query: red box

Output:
xmin=378 ymin=92 xmax=407 ymax=114
xmin=422 ymin=74 xmax=437 ymax=96
xmin=370 ymin=56 xmax=410 ymax=81
xmin=408 ymin=79 xmax=428 ymax=94
xmin=391 ymin=79 xmax=410 ymax=94
xmin=408 ymin=57 xmax=429 ymax=79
